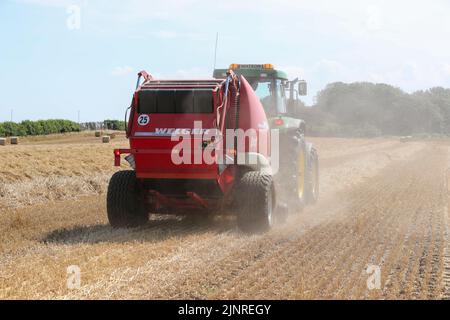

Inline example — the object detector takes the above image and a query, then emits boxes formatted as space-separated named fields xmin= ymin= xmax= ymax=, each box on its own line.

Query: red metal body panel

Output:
xmin=130 ymin=117 xmax=218 ymax=180
xmin=237 ymin=76 xmax=271 ymax=158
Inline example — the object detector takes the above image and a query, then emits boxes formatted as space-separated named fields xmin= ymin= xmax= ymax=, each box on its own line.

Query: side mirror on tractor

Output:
xmin=298 ymin=80 xmax=307 ymax=96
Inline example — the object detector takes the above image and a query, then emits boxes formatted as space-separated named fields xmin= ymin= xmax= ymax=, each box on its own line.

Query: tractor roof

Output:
xmin=213 ymin=64 xmax=288 ymax=80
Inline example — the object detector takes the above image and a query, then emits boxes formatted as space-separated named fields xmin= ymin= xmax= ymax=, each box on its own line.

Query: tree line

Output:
xmin=297 ymin=82 xmax=450 ymax=137
xmin=80 ymin=120 xmax=126 ymax=131
xmin=0 ymin=119 xmax=128 ymax=137
xmin=0 ymin=120 xmax=80 ymax=137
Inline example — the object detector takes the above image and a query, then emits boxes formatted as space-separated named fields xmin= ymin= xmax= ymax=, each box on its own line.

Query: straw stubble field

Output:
xmin=1 ymin=132 xmax=450 ymax=299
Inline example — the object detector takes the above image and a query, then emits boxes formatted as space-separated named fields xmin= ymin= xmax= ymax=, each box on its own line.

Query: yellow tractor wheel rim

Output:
xmin=298 ymin=151 xmax=305 ymax=199
xmin=311 ymin=160 xmax=318 ymax=197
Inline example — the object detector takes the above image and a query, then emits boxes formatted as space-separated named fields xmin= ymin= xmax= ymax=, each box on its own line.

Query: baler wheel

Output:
xmin=236 ymin=171 xmax=275 ymax=233
xmin=107 ymin=170 xmax=148 ymax=228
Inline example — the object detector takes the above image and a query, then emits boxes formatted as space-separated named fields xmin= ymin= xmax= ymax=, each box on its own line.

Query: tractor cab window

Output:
xmin=252 ymin=80 xmax=271 ymax=100
xmin=250 ymin=78 xmax=287 ymax=117
xmin=274 ymin=79 xmax=287 ymax=114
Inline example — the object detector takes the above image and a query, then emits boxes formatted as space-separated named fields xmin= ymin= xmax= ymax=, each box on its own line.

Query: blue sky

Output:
xmin=1 ymin=0 xmax=450 ymax=122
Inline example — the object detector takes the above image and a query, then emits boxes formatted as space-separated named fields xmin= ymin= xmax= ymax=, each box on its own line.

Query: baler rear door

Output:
xmin=130 ymin=88 xmax=219 ymax=180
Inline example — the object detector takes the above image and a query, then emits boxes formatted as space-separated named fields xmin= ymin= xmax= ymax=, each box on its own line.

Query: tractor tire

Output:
xmin=288 ymin=140 xmax=308 ymax=212
xmin=305 ymin=147 xmax=320 ymax=205
xmin=236 ymin=171 xmax=275 ymax=234
xmin=107 ymin=170 xmax=148 ymax=228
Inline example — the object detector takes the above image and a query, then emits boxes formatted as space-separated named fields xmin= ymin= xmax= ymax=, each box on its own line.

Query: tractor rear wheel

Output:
xmin=285 ymin=141 xmax=308 ymax=212
xmin=236 ymin=171 xmax=275 ymax=233
xmin=289 ymin=142 xmax=320 ymax=210
xmin=107 ymin=170 xmax=148 ymax=228
xmin=305 ymin=147 xmax=319 ymax=205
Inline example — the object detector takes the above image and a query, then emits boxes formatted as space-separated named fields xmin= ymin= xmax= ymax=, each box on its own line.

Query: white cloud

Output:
xmin=111 ymin=66 xmax=134 ymax=76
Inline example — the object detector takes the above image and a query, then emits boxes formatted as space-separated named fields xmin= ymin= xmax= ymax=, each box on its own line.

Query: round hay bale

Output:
xmin=0 ymin=138 xmax=6 ymax=146
xmin=95 ymin=131 xmax=101 ymax=137
xmin=102 ymin=136 xmax=111 ymax=143
xmin=10 ymin=137 xmax=19 ymax=145
xmin=109 ymin=133 xmax=116 ymax=139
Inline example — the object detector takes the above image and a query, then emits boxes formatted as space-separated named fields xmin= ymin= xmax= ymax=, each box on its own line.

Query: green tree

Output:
xmin=311 ymin=82 xmax=448 ymax=137
xmin=104 ymin=119 xmax=126 ymax=131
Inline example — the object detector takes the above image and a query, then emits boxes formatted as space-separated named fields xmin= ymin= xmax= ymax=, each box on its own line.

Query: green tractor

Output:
xmin=213 ymin=64 xmax=319 ymax=212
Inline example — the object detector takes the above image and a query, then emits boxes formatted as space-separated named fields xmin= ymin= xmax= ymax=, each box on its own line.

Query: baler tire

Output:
xmin=107 ymin=170 xmax=148 ymax=228
xmin=236 ymin=171 xmax=275 ymax=234
xmin=305 ymin=147 xmax=320 ymax=205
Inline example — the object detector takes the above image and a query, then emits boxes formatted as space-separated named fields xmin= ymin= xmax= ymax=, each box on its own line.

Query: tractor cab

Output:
xmin=213 ymin=64 xmax=307 ymax=130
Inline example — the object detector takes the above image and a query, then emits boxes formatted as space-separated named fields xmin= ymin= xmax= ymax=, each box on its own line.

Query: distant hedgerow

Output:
xmin=0 ymin=119 xmax=80 ymax=137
